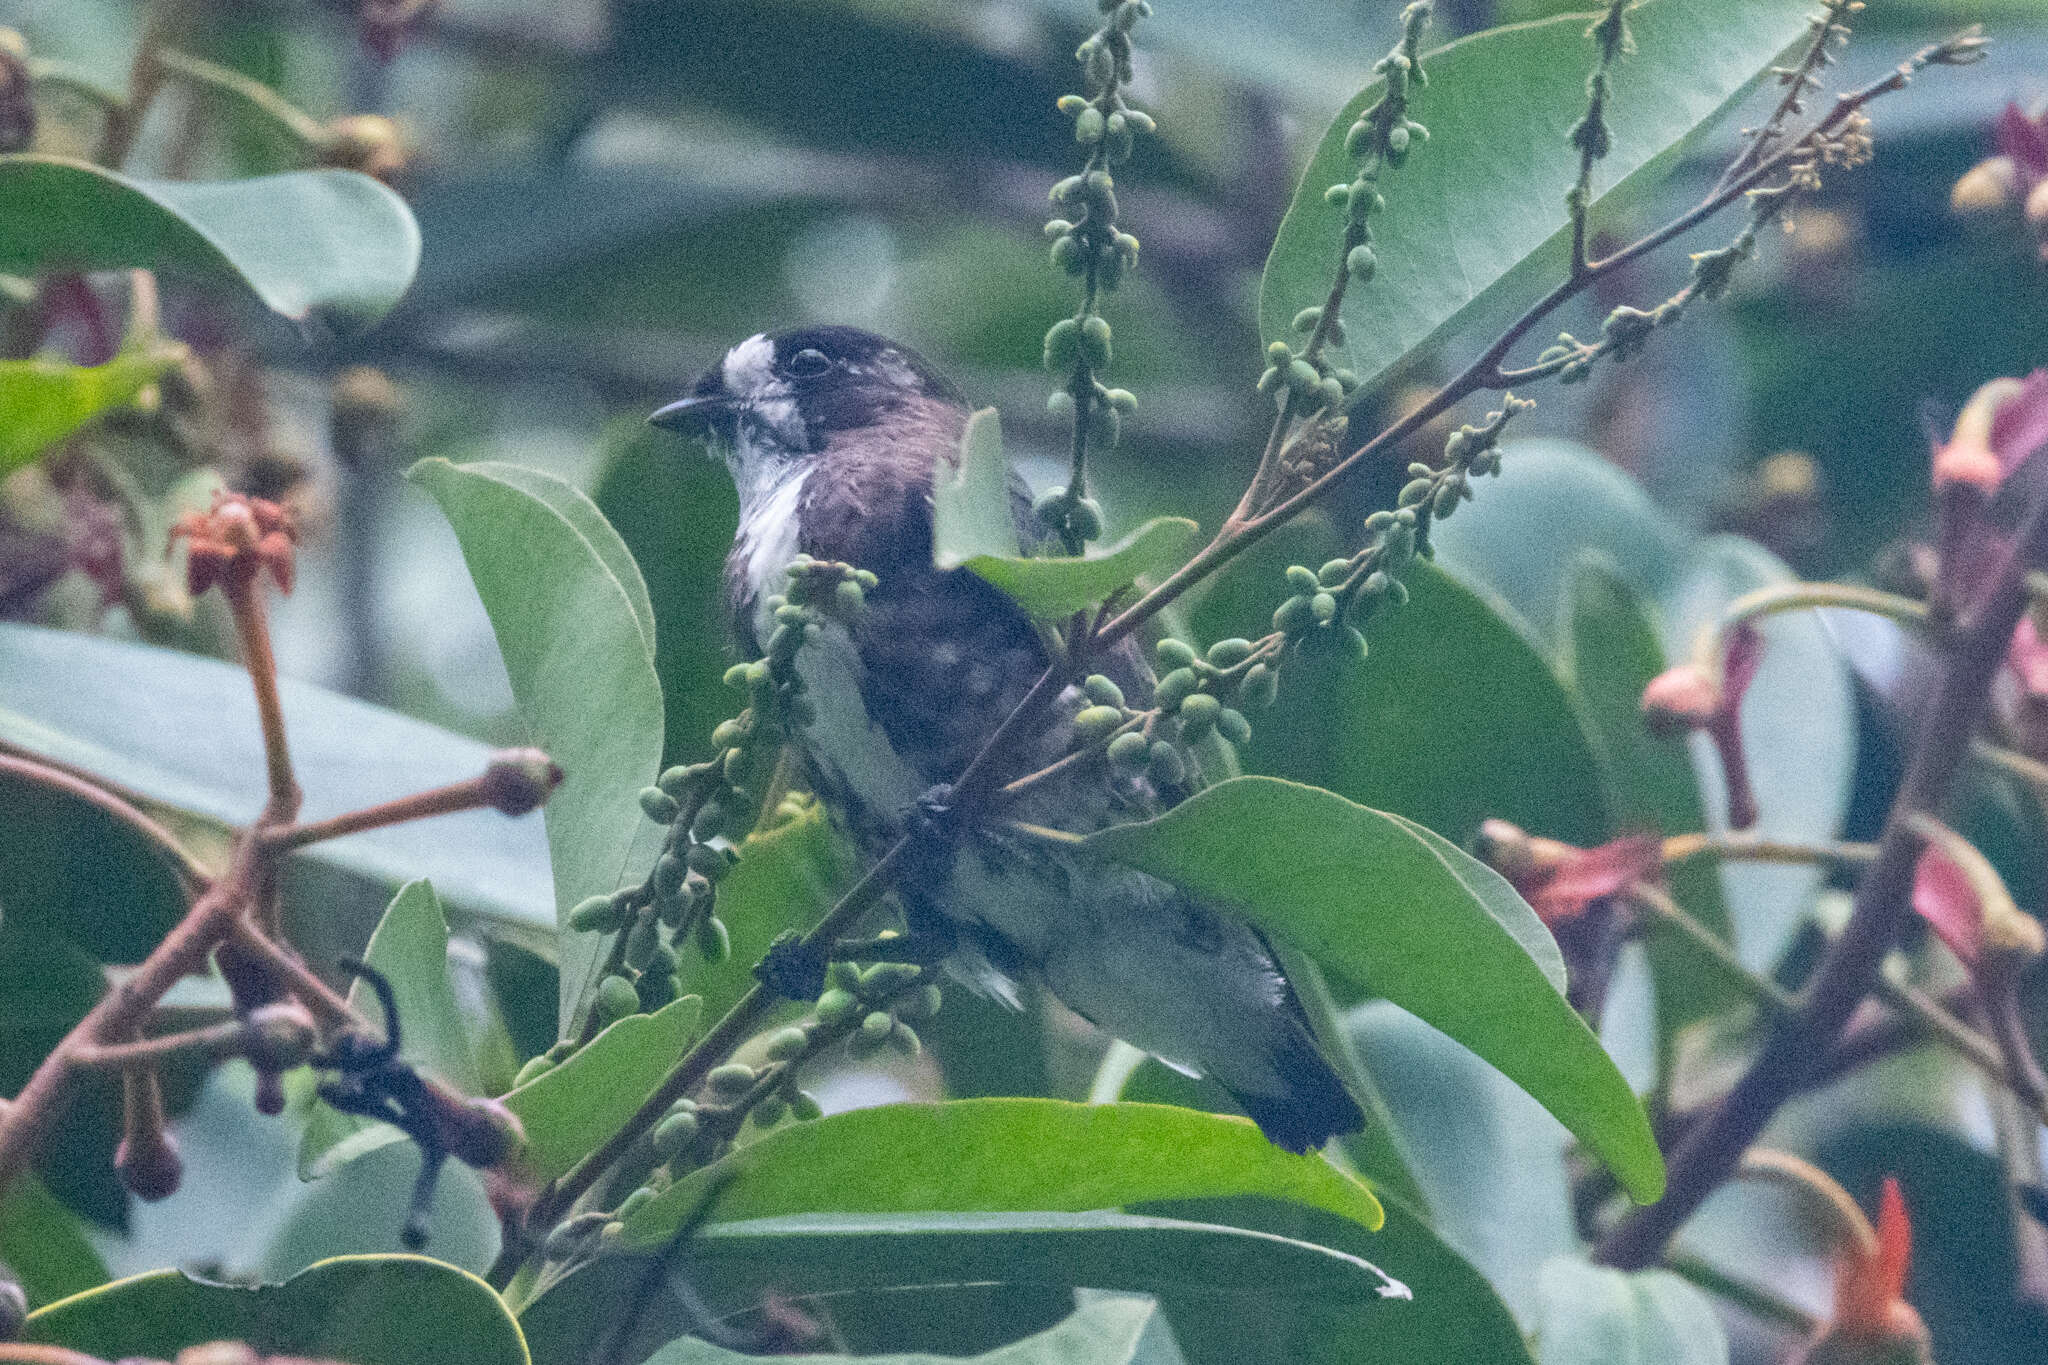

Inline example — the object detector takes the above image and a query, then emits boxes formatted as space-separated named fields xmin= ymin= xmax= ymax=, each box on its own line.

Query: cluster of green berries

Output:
xmin=1262 ymin=6 xmax=1430 ymax=411
xmin=814 ymin=955 xmax=941 ymax=1062
xmin=1269 ymin=393 xmax=1527 ymax=659
xmin=563 ymin=558 xmax=873 ymax=1030
xmin=1257 ymin=336 xmax=1359 ymax=415
xmin=1141 ymin=638 xmax=1275 ymax=763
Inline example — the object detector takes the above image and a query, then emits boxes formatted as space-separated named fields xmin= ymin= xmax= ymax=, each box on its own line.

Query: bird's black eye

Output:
xmin=784 ymin=347 xmax=832 ymax=378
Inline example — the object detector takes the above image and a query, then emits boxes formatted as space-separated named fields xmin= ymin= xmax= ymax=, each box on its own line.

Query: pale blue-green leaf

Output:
xmin=1534 ymin=1258 xmax=1728 ymax=1365
xmin=408 ymin=459 xmax=667 ymax=1034
xmin=0 ymin=623 xmax=551 ymax=930
xmin=0 ymin=156 xmax=420 ymax=324
xmin=1086 ymin=777 xmax=1661 ymax=1202
xmin=642 ymin=1292 xmax=1179 ymax=1365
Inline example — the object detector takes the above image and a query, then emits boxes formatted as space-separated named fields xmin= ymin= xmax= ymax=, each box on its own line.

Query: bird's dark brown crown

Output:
xmin=655 ymin=325 xmax=966 ymax=450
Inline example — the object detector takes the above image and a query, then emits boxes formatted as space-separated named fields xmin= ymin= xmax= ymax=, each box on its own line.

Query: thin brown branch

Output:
xmin=1597 ymin=485 xmax=2048 ymax=1270
xmin=260 ymin=775 xmax=504 ymax=854
xmin=0 ymin=1345 xmax=116 ymax=1365
xmin=226 ymin=918 xmax=358 ymax=1029
xmin=70 ymin=1019 xmax=248 ymax=1070
xmin=223 ymin=582 xmax=301 ymax=822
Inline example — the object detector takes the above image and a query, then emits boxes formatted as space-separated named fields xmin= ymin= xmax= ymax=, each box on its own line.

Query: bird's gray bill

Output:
xmin=647 ymin=395 xmax=731 ymax=433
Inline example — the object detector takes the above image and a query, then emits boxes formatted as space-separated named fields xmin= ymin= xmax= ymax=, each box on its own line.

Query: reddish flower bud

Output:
xmin=1640 ymin=663 xmax=1721 ymax=737
xmin=481 ymin=748 xmax=563 ymax=815
xmin=1796 ymin=1179 xmax=1930 ymax=1364
xmin=1642 ymin=625 xmax=1763 ymax=829
xmin=1474 ymin=819 xmax=1662 ymax=927
xmin=169 ymin=492 xmax=301 ymax=598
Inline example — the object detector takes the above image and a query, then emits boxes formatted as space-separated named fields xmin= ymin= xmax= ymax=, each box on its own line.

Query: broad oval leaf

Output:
xmin=300 ymin=880 xmax=485 ymax=1178
xmin=1247 ymin=557 xmax=1609 ymax=849
xmin=501 ymin=992 xmax=702 ymax=1183
xmin=0 ymin=622 xmax=552 ymax=930
xmin=622 ymin=1100 xmax=1384 ymax=1249
xmin=409 ymin=458 xmax=667 ymax=1033
xmin=1533 ymin=1257 xmax=1728 ymax=1365
xmin=1257 ymin=0 xmax=1812 ymax=390
xmin=1085 ymin=777 xmax=1662 ymax=1202
xmin=0 ymin=156 xmax=421 ymax=325
xmin=24 ymin=1253 xmax=529 ymax=1365
xmin=521 ymin=1211 xmax=1398 ymax=1365
xmin=0 ymin=348 xmax=182 ymax=475
xmin=964 ymin=516 xmax=1201 ymax=622
xmin=640 ymin=1293 xmax=1180 ymax=1365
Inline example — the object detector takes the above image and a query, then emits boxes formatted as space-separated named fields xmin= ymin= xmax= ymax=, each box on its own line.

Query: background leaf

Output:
xmin=964 ymin=516 xmax=1200 ymax=621
xmin=1560 ymin=555 xmax=1737 ymax=1066
xmin=24 ymin=1254 xmax=530 ymax=1365
xmin=1244 ymin=558 xmax=1610 ymax=848
xmin=1086 ymin=777 xmax=1662 ymax=1202
xmin=639 ymin=1293 xmax=1183 ymax=1365
xmin=1257 ymin=0 xmax=1811 ymax=391
xmin=0 ymin=156 xmax=421 ymax=324
xmin=621 ymin=1100 xmax=1384 ymax=1249
xmin=0 ymin=349 xmax=181 ymax=476
xmin=1532 ymin=1257 xmax=1728 ymax=1365
xmin=0 ymin=1176 xmax=109 ymax=1309
xmin=0 ymin=622 xmax=553 ymax=933
xmin=409 ymin=458 xmax=667 ymax=1034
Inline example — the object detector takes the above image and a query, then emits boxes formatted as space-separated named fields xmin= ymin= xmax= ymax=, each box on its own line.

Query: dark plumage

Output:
xmin=651 ymin=325 xmax=1362 ymax=1151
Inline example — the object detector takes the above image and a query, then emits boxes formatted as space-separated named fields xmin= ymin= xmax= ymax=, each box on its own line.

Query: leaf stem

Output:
xmin=1659 ymin=831 xmax=1878 ymax=870
xmin=260 ymin=775 xmax=503 ymax=853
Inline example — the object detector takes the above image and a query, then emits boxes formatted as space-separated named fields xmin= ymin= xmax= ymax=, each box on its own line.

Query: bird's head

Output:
xmin=650 ymin=326 xmax=966 ymax=500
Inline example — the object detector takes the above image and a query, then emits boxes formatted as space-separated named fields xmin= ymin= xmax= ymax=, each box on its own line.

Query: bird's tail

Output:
xmin=1042 ymin=869 xmax=1365 ymax=1153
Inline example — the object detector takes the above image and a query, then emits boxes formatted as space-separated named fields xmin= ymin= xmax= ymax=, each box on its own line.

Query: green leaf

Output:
xmin=590 ymin=421 xmax=741 ymax=770
xmin=409 ymin=458 xmax=667 ymax=1033
xmin=640 ymin=1293 xmax=1181 ymax=1365
xmin=1257 ymin=0 xmax=1812 ymax=390
xmin=623 ymin=1100 xmax=1385 ymax=1249
xmin=476 ymin=459 xmax=657 ymax=664
xmin=0 ymin=623 xmax=553 ymax=934
xmin=24 ymin=1254 xmax=529 ymax=1365
xmin=1560 ymin=556 xmax=1736 ymax=1065
xmin=935 ymin=407 xmax=1021 ymax=568
xmin=962 ymin=517 xmax=1201 ymax=621
xmin=522 ymin=1212 xmax=1395 ymax=1365
xmin=500 ymin=993 xmax=702 ymax=1183
xmin=1533 ymin=1258 xmax=1728 ymax=1365
xmin=0 ymin=348 xmax=181 ymax=475
xmin=1085 ymin=777 xmax=1662 ymax=1203
xmin=1245 ymin=558 xmax=1609 ymax=848
xmin=0 ymin=156 xmax=421 ymax=325
xmin=0 ymin=1176 xmax=108 ymax=1309
xmin=1144 ymin=1196 xmax=1535 ymax=1365
xmin=300 ymin=881 xmax=485 ymax=1178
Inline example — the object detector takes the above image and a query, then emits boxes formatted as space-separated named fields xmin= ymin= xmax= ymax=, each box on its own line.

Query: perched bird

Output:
xmin=651 ymin=325 xmax=1362 ymax=1151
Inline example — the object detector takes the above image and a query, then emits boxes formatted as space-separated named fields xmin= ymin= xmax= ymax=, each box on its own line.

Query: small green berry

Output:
xmin=1147 ymin=741 xmax=1185 ymax=786
xmin=1153 ymin=667 xmax=1199 ymax=712
xmin=706 ymin=1063 xmax=756 ymax=1098
xmin=1205 ymin=638 xmax=1253 ymax=668
xmin=1108 ymin=730 xmax=1151 ymax=770
xmin=764 ymin=1026 xmax=811 ymax=1062
xmin=594 ymin=974 xmax=639 ymax=1026
xmin=1217 ymin=707 xmax=1253 ymax=747
xmin=1075 ymin=704 xmax=1125 ymax=740
xmin=639 ymin=788 xmax=681 ymax=824
xmin=1155 ymin=637 xmax=1198 ymax=670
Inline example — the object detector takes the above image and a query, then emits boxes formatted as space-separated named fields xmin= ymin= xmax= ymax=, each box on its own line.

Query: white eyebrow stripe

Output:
xmin=722 ymin=333 xmax=777 ymax=394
